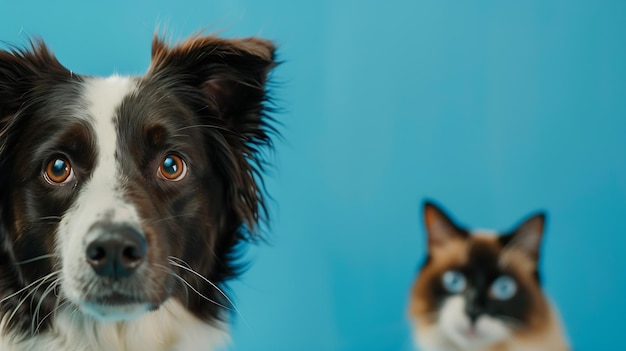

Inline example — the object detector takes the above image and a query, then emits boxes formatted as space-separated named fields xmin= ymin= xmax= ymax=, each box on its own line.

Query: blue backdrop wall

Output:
xmin=1 ymin=1 xmax=625 ymax=350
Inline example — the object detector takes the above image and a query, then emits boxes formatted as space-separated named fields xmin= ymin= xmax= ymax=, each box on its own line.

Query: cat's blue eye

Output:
xmin=441 ymin=270 xmax=467 ymax=294
xmin=490 ymin=275 xmax=517 ymax=300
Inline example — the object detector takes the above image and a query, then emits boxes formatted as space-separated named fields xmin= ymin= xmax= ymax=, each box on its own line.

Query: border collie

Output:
xmin=0 ymin=33 xmax=278 ymax=350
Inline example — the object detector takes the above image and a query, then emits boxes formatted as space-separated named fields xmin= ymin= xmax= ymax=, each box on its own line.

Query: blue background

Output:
xmin=1 ymin=1 xmax=625 ymax=350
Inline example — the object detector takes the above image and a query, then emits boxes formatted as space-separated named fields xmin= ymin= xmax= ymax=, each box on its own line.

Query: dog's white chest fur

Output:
xmin=0 ymin=300 xmax=229 ymax=351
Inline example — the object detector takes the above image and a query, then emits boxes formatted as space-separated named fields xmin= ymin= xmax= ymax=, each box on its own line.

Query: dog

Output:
xmin=0 ymin=32 xmax=278 ymax=350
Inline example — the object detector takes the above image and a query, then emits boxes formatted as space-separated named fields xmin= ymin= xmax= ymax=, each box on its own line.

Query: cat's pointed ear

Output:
xmin=423 ymin=200 xmax=466 ymax=249
xmin=502 ymin=212 xmax=546 ymax=261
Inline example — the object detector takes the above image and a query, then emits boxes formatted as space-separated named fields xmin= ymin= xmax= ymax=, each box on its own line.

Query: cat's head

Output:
xmin=409 ymin=200 xmax=551 ymax=350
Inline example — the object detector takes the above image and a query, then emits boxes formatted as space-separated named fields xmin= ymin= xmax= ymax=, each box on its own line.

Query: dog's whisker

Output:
xmin=168 ymin=258 xmax=233 ymax=305
xmin=154 ymin=263 xmax=228 ymax=310
xmin=175 ymin=276 xmax=230 ymax=311
xmin=28 ymin=275 xmax=54 ymax=315
xmin=166 ymin=256 xmax=201 ymax=286
xmin=5 ymin=297 xmax=28 ymax=329
xmin=34 ymin=216 xmax=63 ymax=221
xmin=5 ymin=272 xmax=59 ymax=329
xmin=153 ymin=264 xmax=190 ymax=307
xmin=167 ymin=257 xmax=251 ymax=329
xmin=35 ymin=299 xmax=68 ymax=335
xmin=28 ymin=273 xmax=61 ymax=321
xmin=166 ymin=256 xmax=188 ymax=265
xmin=0 ymin=271 xmax=61 ymax=305
xmin=16 ymin=254 xmax=59 ymax=265
xmin=31 ymin=278 xmax=60 ymax=334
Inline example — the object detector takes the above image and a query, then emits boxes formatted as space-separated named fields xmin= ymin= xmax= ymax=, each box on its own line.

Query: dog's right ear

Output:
xmin=0 ymin=40 xmax=70 ymax=216
xmin=0 ymin=39 xmax=70 ymax=126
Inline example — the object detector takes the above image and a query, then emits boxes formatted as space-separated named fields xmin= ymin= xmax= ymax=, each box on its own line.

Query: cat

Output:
xmin=407 ymin=200 xmax=569 ymax=351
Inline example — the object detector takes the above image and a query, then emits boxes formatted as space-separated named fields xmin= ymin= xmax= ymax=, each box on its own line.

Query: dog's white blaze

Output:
xmin=58 ymin=76 xmax=142 ymax=309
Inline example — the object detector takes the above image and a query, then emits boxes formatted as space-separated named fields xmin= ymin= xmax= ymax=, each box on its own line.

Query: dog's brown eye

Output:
xmin=158 ymin=154 xmax=187 ymax=181
xmin=45 ymin=158 xmax=73 ymax=184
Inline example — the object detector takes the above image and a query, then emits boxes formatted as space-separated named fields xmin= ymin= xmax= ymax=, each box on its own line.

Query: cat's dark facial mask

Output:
xmin=409 ymin=201 xmax=550 ymax=349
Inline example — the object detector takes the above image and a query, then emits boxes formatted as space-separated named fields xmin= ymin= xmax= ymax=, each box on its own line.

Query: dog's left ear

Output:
xmin=149 ymin=35 xmax=278 ymax=233
xmin=149 ymin=35 xmax=276 ymax=136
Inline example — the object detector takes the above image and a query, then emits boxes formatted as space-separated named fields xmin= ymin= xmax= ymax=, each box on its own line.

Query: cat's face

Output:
xmin=409 ymin=202 xmax=550 ymax=350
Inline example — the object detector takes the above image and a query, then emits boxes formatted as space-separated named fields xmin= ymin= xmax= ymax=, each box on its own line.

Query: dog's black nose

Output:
xmin=85 ymin=224 xmax=147 ymax=279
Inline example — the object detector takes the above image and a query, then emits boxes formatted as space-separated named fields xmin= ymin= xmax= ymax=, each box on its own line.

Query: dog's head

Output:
xmin=0 ymin=34 xmax=277 ymax=331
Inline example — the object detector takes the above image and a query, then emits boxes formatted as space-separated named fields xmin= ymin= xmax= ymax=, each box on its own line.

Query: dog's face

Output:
xmin=0 ymin=35 xmax=276 ymax=331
